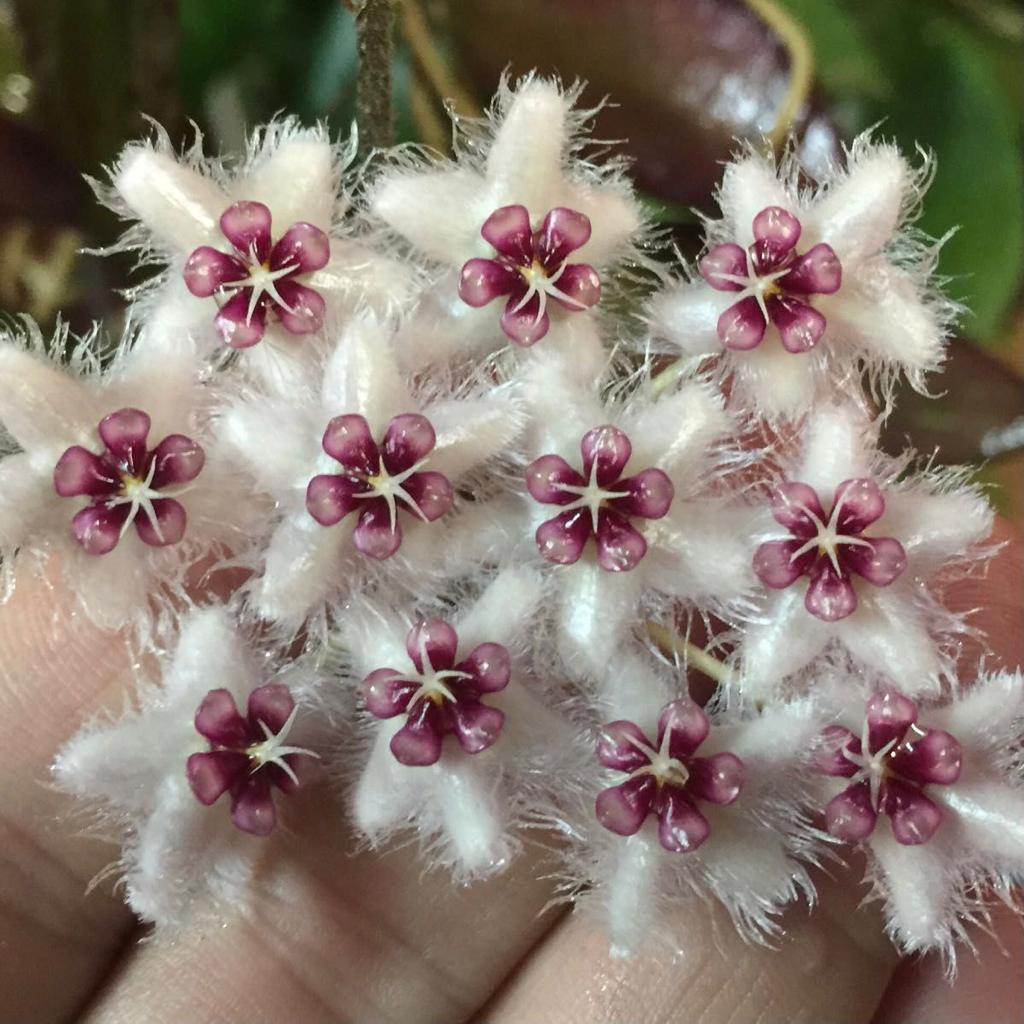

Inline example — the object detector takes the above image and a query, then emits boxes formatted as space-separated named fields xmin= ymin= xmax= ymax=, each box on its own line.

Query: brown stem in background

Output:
xmin=353 ymin=0 xmax=397 ymax=155
xmin=401 ymin=0 xmax=482 ymax=121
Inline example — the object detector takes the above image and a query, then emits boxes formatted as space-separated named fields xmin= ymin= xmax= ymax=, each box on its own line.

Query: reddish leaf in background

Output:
xmin=449 ymin=0 xmax=842 ymax=206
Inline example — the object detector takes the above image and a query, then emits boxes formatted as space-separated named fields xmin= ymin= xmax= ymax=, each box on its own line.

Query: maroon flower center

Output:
xmin=52 ymin=407 xmax=205 ymax=557
xmin=458 ymin=204 xmax=601 ymax=347
xmin=700 ymin=205 xmax=842 ymax=353
xmin=594 ymin=699 xmax=745 ymax=853
xmin=753 ymin=478 xmax=906 ymax=621
xmin=815 ymin=690 xmax=962 ymax=846
xmin=526 ymin=424 xmax=673 ymax=572
xmin=186 ymin=683 xmax=319 ymax=837
xmin=183 ymin=200 xmax=330 ymax=349
xmin=305 ymin=412 xmax=453 ymax=561
xmin=361 ymin=619 xmax=511 ymax=766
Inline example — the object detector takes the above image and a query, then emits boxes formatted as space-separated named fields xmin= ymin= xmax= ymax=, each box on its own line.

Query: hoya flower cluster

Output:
xmin=1 ymin=76 xmax=1011 ymax=964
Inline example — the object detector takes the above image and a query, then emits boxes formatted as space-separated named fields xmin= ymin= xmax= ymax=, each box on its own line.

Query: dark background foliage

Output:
xmin=0 ymin=0 xmax=1021 ymax=515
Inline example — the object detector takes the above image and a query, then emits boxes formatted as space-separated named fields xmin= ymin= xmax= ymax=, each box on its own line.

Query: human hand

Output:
xmin=2 ymin=520 xmax=1021 ymax=1024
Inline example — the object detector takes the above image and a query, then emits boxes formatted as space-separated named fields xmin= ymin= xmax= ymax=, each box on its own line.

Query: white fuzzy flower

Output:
xmin=369 ymin=76 xmax=648 ymax=378
xmin=507 ymin=351 xmax=755 ymax=684
xmin=101 ymin=118 xmax=412 ymax=394
xmin=0 ymin=322 xmax=258 ymax=634
xmin=216 ymin=311 xmax=525 ymax=631
xmin=738 ymin=403 xmax=993 ymax=698
xmin=649 ymin=135 xmax=956 ymax=418
xmin=569 ymin=647 xmax=822 ymax=955
xmin=340 ymin=566 xmax=566 ymax=877
xmin=53 ymin=607 xmax=322 ymax=926
xmin=812 ymin=673 xmax=1024 ymax=962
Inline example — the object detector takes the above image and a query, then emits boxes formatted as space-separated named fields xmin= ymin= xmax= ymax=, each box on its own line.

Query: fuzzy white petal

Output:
xmin=606 ymin=831 xmax=663 ymax=957
xmin=647 ymin=283 xmax=726 ymax=358
xmin=941 ymin=780 xmax=1024 ymax=864
xmin=821 ymin=261 xmax=943 ymax=375
xmin=218 ymin=400 xmax=315 ymax=498
xmin=432 ymin=753 xmax=511 ymax=875
xmin=796 ymin=403 xmax=875 ymax=495
xmin=455 ymin=565 xmax=543 ymax=649
xmin=426 ymin=395 xmax=523 ymax=482
xmin=0 ymin=343 xmax=97 ymax=453
xmin=625 ymin=379 xmax=728 ymax=477
xmin=730 ymin=340 xmax=823 ymax=419
xmin=251 ymin=515 xmax=349 ymax=629
xmin=238 ymin=133 xmax=336 ymax=230
xmin=930 ymin=671 xmax=1024 ymax=739
xmin=870 ymin=827 xmax=955 ymax=952
xmin=699 ymin=812 xmax=807 ymax=931
xmin=371 ymin=167 xmax=487 ymax=263
xmin=485 ymin=79 xmax=571 ymax=216
xmin=353 ymin=722 xmax=430 ymax=836
xmin=645 ymin=501 xmax=756 ymax=606
xmin=163 ymin=606 xmax=255 ymax=701
xmin=556 ymin=563 xmax=643 ymax=679
xmin=836 ymin=588 xmax=942 ymax=690
xmin=114 ymin=146 xmax=225 ymax=252
xmin=322 ymin=316 xmax=411 ymax=432
xmin=54 ymin=702 xmax=184 ymax=814
xmin=882 ymin=488 xmax=993 ymax=573
xmin=0 ymin=458 xmax=62 ymax=549
xmin=127 ymin=775 xmax=253 ymax=925
xmin=810 ymin=145 xmax=910 ymax=265
xmin=307 ymin=244 xmax=417 ymax=312
xmin=717 ymin=153 xmax=793 ymax=245
xmin=740 ymin=589 xmax=831 ymax=695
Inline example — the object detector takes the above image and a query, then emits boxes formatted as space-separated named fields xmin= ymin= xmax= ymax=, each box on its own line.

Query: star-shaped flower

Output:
xmin=739 ymin=404 xmax=993 ymax=697
xmin=215 ymin=312 xmax=525 ymax=630
xmin=341 ymin=566 xmax=562 ymax=877
xmin=183 ymin=200 xmax=330 ymax=348
xmin=104 ymin=119 xmax=412 ymax=391
xmin=0 ymin=323 xmax=255 ymax=632
xmin=187 ymin=682 xmax=319 ymax=836
xmin=595 ymin=698 xmax=744 ymax=852
xmin=513 ymin=352 xmax=756 ymax=679
xmin=54 ymin=608 xmax=321 ymax=925
xmin=649 ymin=135 xmax=955 ymax=417
xmin=574 ymin=650 xmax=823 ymax=955
xmin=369 ymin=76 xmax=646 ymax=375
xmin=459 ymin=204 xmax=601 ymax=346
xmin=812 ymin=673 xmax=1024 ymax=958
xmin=361 ymin=618 xmax=509 ymax=767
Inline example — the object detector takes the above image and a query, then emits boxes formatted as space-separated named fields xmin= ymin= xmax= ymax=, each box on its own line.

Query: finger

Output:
xmin=479 ymin=522 xmax=1024 ymax=1024
xmin=80 ymin=796 xmax=564 ymax=1024
xmin=478 ymin=859 xmax=899 ymax=1024
xmin=0 ymin=562 xmax=138 ymax=1024
xmin=870 ymin=517 xmax=1024 ymax=1023
xmin=871 ymin=904 xmax=1024 ymax=1024
xmin=0 ymin=556 xmax=244 ymax=1024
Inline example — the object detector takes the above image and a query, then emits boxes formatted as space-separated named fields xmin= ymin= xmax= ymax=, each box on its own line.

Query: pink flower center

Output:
xmin=815 ymin=691 xmax=962 ymax=846
xmin=594 ymin=699 xmax=745 ymax=853
xmin=753 ymin=478 xmax=906 ymax=621
xmin=458 ymin=204 xmax=601 ymax=347
xmin=305 ymin=412 xmax=453 ymax=561
xmin=700 ymin=205 xmax=842 ymax=354
xmin=186 ymin=683 xmax=319 ymax=837
xmin=52 ymin=407 xmax=205 ymax=556
xmin=526 ymin=424 xmax=674 ymax=573
xmin=183 ymin=200 xmax=330 ymax=348
xmin=361 ymin=619 xmax=511 ymax=767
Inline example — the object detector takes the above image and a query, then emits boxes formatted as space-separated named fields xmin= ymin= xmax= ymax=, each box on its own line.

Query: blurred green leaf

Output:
xmin=777 ymin=0 xmax=893 ymax=99
xmin=783 ymin=0 xmax=1024 ymax=344
xmin=861 ymin=8 xmax=1023 ymax=342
